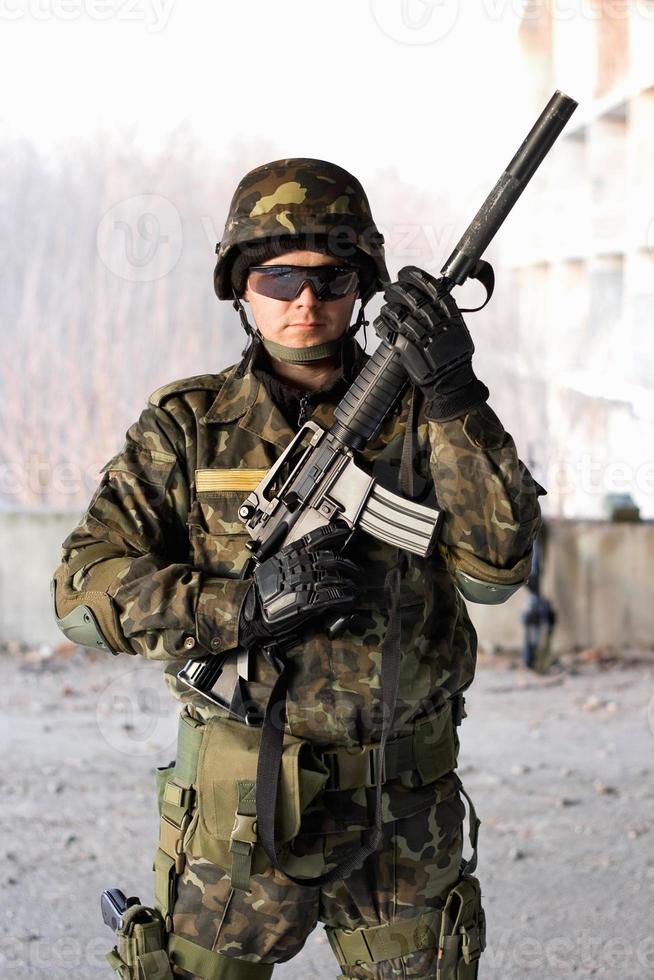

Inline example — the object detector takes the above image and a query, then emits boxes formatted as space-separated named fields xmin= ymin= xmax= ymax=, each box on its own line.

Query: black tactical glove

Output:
xmin=374 ymin=265 xmax=489 ymax=422
xmin=238 ymin=521 xmax=360 ymax=650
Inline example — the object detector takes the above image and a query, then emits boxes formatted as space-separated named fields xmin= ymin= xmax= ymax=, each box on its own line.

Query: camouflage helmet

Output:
xmin=214 ymin=158 xmax=389 ymax=306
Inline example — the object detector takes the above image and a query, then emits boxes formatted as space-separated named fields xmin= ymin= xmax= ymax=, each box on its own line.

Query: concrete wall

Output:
xmin=468 ymin=520 xmax=654 ymax=655
xmin=507 ymin=8 xmax=654 ymax=522
xmin=2 ymin=510 xmax=652 ymax=655
xmin=0 ymin=509 xmax=76 ymax=648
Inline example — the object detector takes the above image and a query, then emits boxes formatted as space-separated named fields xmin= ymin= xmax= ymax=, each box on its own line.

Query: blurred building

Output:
xmin=496 ymin=0 xmax=654 ymax=517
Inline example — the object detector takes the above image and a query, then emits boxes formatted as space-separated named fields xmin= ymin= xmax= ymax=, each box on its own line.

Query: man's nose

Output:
xmin=294 ymin=282 xmax=321 ymax=304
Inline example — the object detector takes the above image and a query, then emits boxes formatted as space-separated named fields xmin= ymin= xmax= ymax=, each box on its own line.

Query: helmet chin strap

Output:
xmin=233 ymin=294 xmax=368 ymax=364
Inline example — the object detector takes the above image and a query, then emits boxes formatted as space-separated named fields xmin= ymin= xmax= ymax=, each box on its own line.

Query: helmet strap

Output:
xmin=347 ymin=302 xmax=368 ymax=342
xmin=233 ymin=293 xmax=257 ymax=358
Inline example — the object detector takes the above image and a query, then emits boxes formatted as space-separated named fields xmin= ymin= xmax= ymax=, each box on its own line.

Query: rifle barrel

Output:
xmin=440 ymin=90 xmax=578 ymax=285
xmin=332 ymin=90 xmax=577 ymax=450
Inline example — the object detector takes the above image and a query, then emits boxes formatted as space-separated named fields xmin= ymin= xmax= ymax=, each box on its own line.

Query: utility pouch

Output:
xmin=412 ymin=699 xmax=461 ymax=786
xmin=106 ymin=903 xmax=174 ymax=980
xmin=153 ymin=709 xmax=204 ymax=930
xmin=186 ymin=714 xmax=329 ymax=890
xmin=436 ymin=874 xmax=486 ymax=979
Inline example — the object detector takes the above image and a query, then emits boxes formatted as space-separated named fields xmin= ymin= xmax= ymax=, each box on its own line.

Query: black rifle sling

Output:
xmin=255 ymin=552 xmax=406 ymax=887
xmin=399 ymin=385 xmax=422 ymax=501
xmin=458 ymin=258 xmax=495 ymax=313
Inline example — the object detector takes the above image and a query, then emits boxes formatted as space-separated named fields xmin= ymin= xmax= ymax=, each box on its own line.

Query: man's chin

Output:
xmin=281 ymin=325 xmax=344 ymax=347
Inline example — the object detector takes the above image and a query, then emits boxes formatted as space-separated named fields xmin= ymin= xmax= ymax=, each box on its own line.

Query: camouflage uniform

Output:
xmin=52 ymin=158 xmax=542 ymax=979
xmin=53 ymin=332 xmax=541 ymax=978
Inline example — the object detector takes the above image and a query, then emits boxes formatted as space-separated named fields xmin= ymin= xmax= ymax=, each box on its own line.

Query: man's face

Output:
xmin=242 ymin=250 xmax=358 ymax=348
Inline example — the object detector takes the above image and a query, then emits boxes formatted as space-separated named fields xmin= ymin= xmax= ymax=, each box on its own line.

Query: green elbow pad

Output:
xmin=455 ymin=570 xmax=526 ymax=605
xmin=50 ymin=578 xmax=115 ymax=653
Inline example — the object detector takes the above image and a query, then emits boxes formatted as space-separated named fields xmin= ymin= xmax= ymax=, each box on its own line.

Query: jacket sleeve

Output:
xmin=51 ymin=400 xmax=251 ymax=662
xmin=426 ymin=401 xmax=543 ymax=590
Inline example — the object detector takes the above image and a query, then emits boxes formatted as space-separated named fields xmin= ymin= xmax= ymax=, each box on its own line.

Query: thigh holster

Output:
xmin=436 ymin=874 xmax=486 ymax=979
xmin=106 ymin=904 xmax=173 ymax=980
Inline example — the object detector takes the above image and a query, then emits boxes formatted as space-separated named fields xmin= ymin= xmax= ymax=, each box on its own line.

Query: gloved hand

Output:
xmin=238 ymin=520 xmax=360 ymax=650
xmin=373 ymin=265 xmax=489 ymax=422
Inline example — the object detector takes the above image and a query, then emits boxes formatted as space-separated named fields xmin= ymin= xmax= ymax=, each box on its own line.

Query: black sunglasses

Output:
xmin=247 ymin=264 xmax=359 ymax=302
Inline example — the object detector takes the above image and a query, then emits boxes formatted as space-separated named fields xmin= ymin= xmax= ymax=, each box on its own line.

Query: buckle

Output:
xmin=327 ymin=926 xmax=374 ymax=967
xmin=230 ymin=813 xmax=257 ymax=852
xmin=322 ymin=745 xmax=384 ymax=791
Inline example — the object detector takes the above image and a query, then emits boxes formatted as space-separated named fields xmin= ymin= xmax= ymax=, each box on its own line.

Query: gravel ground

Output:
xmin=1 ymin=644 xmax=653 ymax=980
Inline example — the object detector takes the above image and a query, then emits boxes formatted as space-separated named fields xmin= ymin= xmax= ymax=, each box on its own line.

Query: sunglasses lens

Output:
xmin=248 ymin=266 xmax=358 ymax=301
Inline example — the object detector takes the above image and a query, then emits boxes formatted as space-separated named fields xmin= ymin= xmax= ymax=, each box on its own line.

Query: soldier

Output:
xmin=52 ymin=158 xmax=542 ymax=979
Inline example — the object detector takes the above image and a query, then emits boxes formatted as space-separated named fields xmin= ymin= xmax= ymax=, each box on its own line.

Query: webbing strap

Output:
xmin=326 ymin=909 xmax=442 ymax=967
xmin=319 ymin=732 xmax=411 ymax=791
xmin=67 ymin=542 xmax=125 ymax=577
xmin=319 ymin=701 xmax=456 ymax=791
xmin=153 ymin=849 xmax=176 ymax=922
xmin=255 ymin=551 xmax=407 ymax=887
xmin=154 ymin=710 xmax=203 ymax=925
xmin=399 ymin=386 xmax=423 ymax=501
xmin=136 ymin=949 xmax=174 ymax=979
xmin=167 ymin=934 xmax=274 ymax=980
xmin=459 ymin=785 xmax=480 ymax=875
xmin=106 ymin=947 xmax=124 ymax=974
xmin=458 ymin=258 xmax=495 ymax=314
xmin=174 ymin=711 xmax=204 ymax=786
xmin=229 ymin=780 xmax=258 ymax=892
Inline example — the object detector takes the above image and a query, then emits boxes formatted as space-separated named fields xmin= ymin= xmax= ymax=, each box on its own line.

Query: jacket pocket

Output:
xmin=187 ymin=491 xmax=251 ymax=578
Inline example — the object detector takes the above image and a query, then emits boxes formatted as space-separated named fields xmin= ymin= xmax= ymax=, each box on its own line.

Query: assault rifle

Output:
xmin=179 ymin=90 xmax=577 ymax=705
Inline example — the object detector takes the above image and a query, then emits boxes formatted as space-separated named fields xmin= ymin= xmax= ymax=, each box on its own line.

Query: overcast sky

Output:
xmin=0 ymin=0 xmax=542 ymax=192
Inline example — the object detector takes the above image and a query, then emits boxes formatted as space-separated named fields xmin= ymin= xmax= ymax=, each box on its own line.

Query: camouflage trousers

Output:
xmin=169 ymin=788 xmax=467 ymax=979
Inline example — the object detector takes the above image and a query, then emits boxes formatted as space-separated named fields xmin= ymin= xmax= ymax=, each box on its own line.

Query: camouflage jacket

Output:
xmin=53 ymin=335 xmax=541 ymax=821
